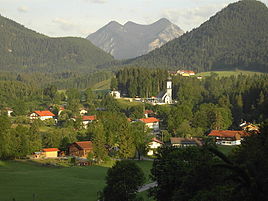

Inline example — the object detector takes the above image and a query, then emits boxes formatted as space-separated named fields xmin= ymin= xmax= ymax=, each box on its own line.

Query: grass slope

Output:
xmin=0 ymin=160 xmax=152 ymax=201
xmin=195 ymin=70 xmax=265 ymax=77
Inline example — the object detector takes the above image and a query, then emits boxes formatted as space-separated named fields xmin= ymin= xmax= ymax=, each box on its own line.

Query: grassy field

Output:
xmin=0 ymin=159 xmax=153 ymax=201
xmin=195 ymin=70 xmax=264 ymax=77
xmin=217 ymin=145 xmax=237 ymax=155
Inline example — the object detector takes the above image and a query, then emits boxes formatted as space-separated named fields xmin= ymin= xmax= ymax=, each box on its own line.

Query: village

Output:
xmin=0 ymin=69 xmax=260 ymax=165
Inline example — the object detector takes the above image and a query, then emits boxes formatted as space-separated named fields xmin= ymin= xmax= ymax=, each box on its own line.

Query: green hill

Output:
xmin=0 ymin=15 xmax=114 ymax=73
xmin=125 ymin=0 xmax=268 ymax=73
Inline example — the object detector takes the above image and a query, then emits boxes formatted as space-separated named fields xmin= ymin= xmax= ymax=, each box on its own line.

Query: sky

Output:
xmin=0 ymin=0 xmax=268 ymax=38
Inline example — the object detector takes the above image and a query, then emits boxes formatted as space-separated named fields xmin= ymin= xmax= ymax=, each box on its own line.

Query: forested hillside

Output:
xmin=0 ymin=15 xmax=114 ymax=73
xmin=126 ymin=0 xmax=268 ymax=73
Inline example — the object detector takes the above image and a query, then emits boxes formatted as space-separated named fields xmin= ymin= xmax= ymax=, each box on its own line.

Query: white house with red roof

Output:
xmin=30 ymin=110 xmax=55 ymax=121
xmin=208 ymin=130 xmax=250 ymax=145
xmin=147 ymin=138 xmax=164 ymax=156
xmin=139 ymin=117 xmax=160 ymax=131
xmin=82 ymin=115 xmax=96 ymax=128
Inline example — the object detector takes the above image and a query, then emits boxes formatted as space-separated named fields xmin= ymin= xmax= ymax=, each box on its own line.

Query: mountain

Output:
xmin=87 ymin=18 xmax=184 ymax=59
xmin=125 ymin=0 xmax=268 ymax=73
xmin=0 ymin=15 xmax=114 ymax=73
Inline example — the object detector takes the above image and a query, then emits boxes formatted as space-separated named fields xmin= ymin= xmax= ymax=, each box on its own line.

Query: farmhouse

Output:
xmin=68 ymin=141 xmax=93 ymax=158
xmin=208 ymin=130 xmax=250 ymax=145
xmin=147 ymin=138 xmax=164 ymax=156
xmin=139 ymin=117 xmax=160 ymax=131
xmin=170 ymin=137 xmax=203 ymax=147
xmin=29 ymin=110 xmax=55 ymax=121
xmin=42 ymin=148 xmax=59 ymax=158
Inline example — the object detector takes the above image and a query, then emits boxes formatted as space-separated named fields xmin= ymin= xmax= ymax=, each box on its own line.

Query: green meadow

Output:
xmin=0 ymin=160 xmax=153 ymax=201
xmin=195 ymin=70 xmax=264 ymax=77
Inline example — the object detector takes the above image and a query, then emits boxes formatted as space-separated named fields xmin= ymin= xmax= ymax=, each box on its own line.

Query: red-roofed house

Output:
xmin=144 ymin=110 xmax=154 ymax=118
xmin=30 ymin=110 xmax=55 ymax=121
xmin=139 ymin=117 xmax=160 ymax=131
xmin=42 ymin=148 xmax=59 ymax=158
xmin=147 ymin=138 xmax=164 ymax=156
xmin=208 ymin=130 xmax=250 ymax=145
xmin=68 ymin=141 xmax=93 ymax=158
xmin=82 ymin=115 xmax=96 ymax=128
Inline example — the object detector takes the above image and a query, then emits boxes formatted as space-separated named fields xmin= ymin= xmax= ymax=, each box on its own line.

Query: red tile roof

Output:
xmin=82 ymin=115 xmax=96 ymax=121
xmin=140 ymin=117 xmax=159 ymax=123
xmin=75 ymin=141 xmax=93 ymax=150
xmin=42 ymin=148 xmax=59 ymax=152
xmin=208 ymin=130 xmax=249 ymax=138
xmin=34 ymin=110 xmax=55 ymax=117
xmin=152 ymin=137 xmax=164 ymax=144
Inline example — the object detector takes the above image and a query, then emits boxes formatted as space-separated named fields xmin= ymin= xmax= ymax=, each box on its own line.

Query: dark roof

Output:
xmin=157 ymin=91 xmax=166 ymax=99
xmin=170 ymin=137 xmax=203 ymax=146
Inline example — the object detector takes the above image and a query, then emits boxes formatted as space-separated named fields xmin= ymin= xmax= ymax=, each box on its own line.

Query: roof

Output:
xmin=139 ymin=117 xmax=160 ymax=124
xmin=82 ymin=115 xmax=96 ymax=121
xmin=152 ymin=137 xmax=164 ymax=144
xmin=42 ymin=148 xmax=59 ymax=152
xmin=74 ymin=141 xmax=93 ymax=150
xmin=157 ymin=91 xmax=167 ymax=99
xmin=144 ymin=110 xmax=153 ymax=114
xmin=170 ymin=137 xmax=203 ymax=146
xmin=208 ymin=130 xmax=249 ymax=138
xmin=34 ymin=110 xmax=55 ymax=117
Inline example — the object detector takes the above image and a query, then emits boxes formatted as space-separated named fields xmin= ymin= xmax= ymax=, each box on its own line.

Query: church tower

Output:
xmin=166 ymin=77 xmax=172 ymax=103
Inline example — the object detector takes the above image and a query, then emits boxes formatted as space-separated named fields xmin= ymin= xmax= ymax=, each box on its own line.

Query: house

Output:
xmin=4 ymin=107 xmax=13 ymax=117
xmin=240 ymin=122 xmax=260 ymax=134
xmin=208 ymin=130 xmax=250 ymax=145
xmin=29 ymin=110 xmax=55 ymax=121
xmin=144 ymin=110 xmax=154 ymax=118
xmin=139 ymin=117 xmax=160 ymax=131
xmin=79 ymin=108 xmax=88 ymax=115
xmin=156 ymin=77 xmax=172 ymax=104
xmin=177 ymin=70 xmax=195 ymax=76
xmin=110 ymin=90 xmax=121 ymax=99
xmin=42 ymin=148 xmax=59 ymax=158
xmin=147 ymin=138 xmax=164 ymax=156
xmin=82 ymin=115 xmax=96 ymax=128
xmin=68 ymin=141 xmax=93 ymax=158
xmin=170 ymin=137 xmax=203 ymax=147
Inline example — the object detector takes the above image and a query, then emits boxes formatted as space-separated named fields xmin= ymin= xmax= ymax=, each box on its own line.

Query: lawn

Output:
xmin=217 ymin=145 xmax=238 ymax=155
xmin=0 ymin=160 xmax=153 ymax=201
xmin=195 ymin=70 xmax=264 ymax=77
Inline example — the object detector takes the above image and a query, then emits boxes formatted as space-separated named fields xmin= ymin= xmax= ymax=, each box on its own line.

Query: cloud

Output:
xmin=52 ymin=18 xmax=77 ymax=31
xmin=86 ymin=0 xmax=108 ymax=4
xmin=17 ymin=6 xmax=29 ymax=13
xmin=162 ymin=3 xmax=227 ymax=31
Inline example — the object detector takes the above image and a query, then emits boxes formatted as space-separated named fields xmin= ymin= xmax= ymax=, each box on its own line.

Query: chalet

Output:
xmin=170 ymin=137 xmax=203 ymax=147
xmin=147 ymin=138 xmax=164 ymax=156
xmin=208 ymin=130 xmax=250 ymax=145
xmin=29 ymin=110 xmax=55 ymax=121
xmin=177 ymin=70 xmax=195 ymax=76
xmin=110 ymin=90 xmax=121 ymax=99
xmin=82 ymin=115 xmax=96 ymax=128
xmin=68 ymin=141 xmax=93 ymax=158
xmin=139 ymin=117 xmax=160 ymax=131
xmin=240 ymin=122 xmax=260 ymax=134
xmin=42 ymin=148 xmax=59 ymax=158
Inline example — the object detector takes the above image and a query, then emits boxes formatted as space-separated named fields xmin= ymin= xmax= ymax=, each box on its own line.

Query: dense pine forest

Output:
xmin=125 ymin=0 xmax=268 ymax=73
xmin=0 ymin=14 xmax=114 ymax=73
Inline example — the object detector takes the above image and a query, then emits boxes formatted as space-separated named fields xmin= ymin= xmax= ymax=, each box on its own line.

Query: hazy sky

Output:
xmin=0 ymin=0 xmax=267 ymax=38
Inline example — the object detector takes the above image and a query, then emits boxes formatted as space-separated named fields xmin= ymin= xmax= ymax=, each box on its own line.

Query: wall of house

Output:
xmin=44 ymin=151 xmax=58 ymax=158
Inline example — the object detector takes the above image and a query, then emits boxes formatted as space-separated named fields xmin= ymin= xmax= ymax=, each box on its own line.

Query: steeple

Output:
xmin=166 ymin=77 xmax=172 ymax=103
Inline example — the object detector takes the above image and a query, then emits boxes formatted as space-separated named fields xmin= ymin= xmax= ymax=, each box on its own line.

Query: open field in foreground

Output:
xmin=0 ymin=160 xmax=152 ymax=201
xmin=195 ymin=70 xmax=265 ymax=77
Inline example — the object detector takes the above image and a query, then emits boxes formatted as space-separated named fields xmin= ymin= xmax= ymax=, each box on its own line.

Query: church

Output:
xmin=156 ymin=77 xmax=173 ymax=104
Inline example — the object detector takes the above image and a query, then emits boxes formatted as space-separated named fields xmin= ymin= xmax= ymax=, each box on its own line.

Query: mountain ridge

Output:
xmin=87 ymin=18 xmax=184 ymax=59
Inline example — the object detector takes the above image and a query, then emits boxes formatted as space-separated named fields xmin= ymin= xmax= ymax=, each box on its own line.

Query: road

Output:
xmin=138 ymin=181 xmax=157 ymax=192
